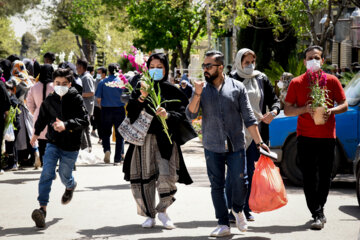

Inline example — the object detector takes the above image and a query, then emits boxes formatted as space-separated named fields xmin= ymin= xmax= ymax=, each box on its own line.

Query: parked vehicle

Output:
xmin=353 ymin=144 xmax=360 ymax=206
xmin=269 ymin=72 xmax=360 ymax=186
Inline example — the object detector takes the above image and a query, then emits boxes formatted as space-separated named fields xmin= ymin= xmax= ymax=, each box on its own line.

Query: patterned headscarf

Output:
xmin=11 ymin=60 xmax=33 ymax=89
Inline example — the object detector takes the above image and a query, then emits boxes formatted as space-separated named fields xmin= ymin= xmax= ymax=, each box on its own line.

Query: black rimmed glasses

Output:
xmin=201 ymin=63 xmax=221 ymax=70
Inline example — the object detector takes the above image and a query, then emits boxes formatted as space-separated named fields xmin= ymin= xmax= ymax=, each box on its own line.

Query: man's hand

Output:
xmin=323 ymin=108 xmax=332 ymax=122
xmin=261 ymin=111 xmax=276 ymax=124
xmin=156 ymin=107 xmax=168 ymax=119
xmin=194 ymin=79 xmax=205 ymax=95
xmin=259 ymin=142 xmax=270 ymax=153
xmin=30 ymin=135 xmax=39 ymax=147
xmin=52 ymin=118 xmax=66 ymax=132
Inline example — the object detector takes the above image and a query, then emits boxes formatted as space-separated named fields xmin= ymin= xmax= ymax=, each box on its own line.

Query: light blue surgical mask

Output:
xmin=243 ymin=63 xmax=255 ymax=75
xmin=149 ymin=68 xmax=164 ymax=81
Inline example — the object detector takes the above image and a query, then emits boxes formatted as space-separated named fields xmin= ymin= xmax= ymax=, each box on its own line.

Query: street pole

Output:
xmin=232 ymin=0 xmax=237 ymax=63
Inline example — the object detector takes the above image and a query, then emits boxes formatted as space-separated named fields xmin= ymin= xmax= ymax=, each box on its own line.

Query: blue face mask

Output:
xmin=149 ymin=68 xmax=164 ymax=81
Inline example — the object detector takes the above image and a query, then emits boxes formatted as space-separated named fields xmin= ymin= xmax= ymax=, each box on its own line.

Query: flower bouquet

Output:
xmin=307 ymin=70 xmax=331 ymax=125
xmin=106 ymin=47 xmax=179 ymax=144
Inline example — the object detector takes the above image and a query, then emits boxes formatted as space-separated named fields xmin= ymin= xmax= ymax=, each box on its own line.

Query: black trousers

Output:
xmin=297 ymin=136 xmax=336 ymax=218
xmin=92 ymin=106 xmax=103 ymax=139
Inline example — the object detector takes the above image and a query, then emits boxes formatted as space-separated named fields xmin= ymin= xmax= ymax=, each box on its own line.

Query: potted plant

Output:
xmin=307 ymin=70 xmax=330 ymax=125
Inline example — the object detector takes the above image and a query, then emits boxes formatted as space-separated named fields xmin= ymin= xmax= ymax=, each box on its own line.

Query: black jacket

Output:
xmin=230 ymin=71 xmax=280 ymax=144
xmin=35 ymin=87 xmax=89 ymax=151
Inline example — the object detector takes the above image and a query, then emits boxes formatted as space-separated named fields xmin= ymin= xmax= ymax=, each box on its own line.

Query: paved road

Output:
xmin=0 ymin=137 xmax=359 ymax=240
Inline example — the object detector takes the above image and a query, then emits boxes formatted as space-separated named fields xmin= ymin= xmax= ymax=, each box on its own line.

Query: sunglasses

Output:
xmin=202 ymin=63 xmax=221 ymax=70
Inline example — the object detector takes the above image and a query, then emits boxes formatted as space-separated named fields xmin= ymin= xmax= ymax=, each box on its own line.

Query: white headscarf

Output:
xmin=234 ymin=48 xmax=261 ymax=79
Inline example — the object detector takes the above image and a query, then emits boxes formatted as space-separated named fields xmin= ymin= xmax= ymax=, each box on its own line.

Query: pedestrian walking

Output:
xmin=226 ymin=48 xmax=280 ymax=222
xmin=91 ymin=66 xmax=106 ymax=142
xmin=0 ymin=80 xmax=11 ymax=174
xmin=284 ymin=45 xmax=348 ymax=230
xmin=95 ymin=64 xmax=125 ymax=164
xmin=186 ymin=50 xmax=269 ymax=237
xmin=123 ymin=53 xmax=194 ymax=229
xmin=30 ymin=68 xmax=89 ymax=228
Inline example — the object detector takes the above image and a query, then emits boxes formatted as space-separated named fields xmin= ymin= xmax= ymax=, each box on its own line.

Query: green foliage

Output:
xmin=0 ymin=17 xmax=20 ymax=58
xmin=0 ymin=0 xmax=41 ymax=16
xmin=264 ymin=52 xmax=306 ymax=84
xmin=124 ymin=0 xmax=206 ymax=68
xmin=40 ymin=29 xmax=80 ymax=63
xmin=340 ymin=72 xmax=356 ymax=86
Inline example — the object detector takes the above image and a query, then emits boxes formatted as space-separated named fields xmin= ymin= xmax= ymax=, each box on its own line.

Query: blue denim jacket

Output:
xmin=186 ymin=76 xmax=257 ymax=153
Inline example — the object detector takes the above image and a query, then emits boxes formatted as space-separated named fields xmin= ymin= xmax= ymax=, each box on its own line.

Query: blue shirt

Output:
xmin=95 ymin=75 xmax=125 ymax=107
xmin=186 ymin=76 xmax=257 ymax=153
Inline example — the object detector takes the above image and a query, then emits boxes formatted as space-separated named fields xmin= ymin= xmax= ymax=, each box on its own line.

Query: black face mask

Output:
xmin=204 ymin=70 xmax=218 ymax=83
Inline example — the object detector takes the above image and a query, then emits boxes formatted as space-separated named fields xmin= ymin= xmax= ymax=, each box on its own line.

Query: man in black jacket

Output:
xmin=30 ymin=68 xmax=89 ymax=228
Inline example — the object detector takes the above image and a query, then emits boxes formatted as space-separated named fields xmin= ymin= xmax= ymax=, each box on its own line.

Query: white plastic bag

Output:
xmin=4 ymin=123 xmax=15 ymax=142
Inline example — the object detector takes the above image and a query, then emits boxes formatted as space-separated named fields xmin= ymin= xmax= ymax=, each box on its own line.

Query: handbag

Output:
xmin=118 ymin=109 xmax=153 ymax=146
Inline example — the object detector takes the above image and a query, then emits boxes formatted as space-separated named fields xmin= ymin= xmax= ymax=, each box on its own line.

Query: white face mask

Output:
xmin=306 ymin=59 xmax=321 ymax=72
xmin=54 ymin=86 xmax=69 ymax=97
xmin=243 ymin=63 xmax=255 ymax=75
xmin=96 ymin=74 xmax=101 ymax=79
xmin=277 ymin=81 xmax=284 ymax=89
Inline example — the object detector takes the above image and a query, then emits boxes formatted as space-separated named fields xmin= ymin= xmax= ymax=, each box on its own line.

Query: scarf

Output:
xmin=234 ymin=48 xmax=261 ymax=79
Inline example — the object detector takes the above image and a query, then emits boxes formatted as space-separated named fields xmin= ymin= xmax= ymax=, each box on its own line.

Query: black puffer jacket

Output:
xmin=34 ymin=87 xmax=89 ymax=151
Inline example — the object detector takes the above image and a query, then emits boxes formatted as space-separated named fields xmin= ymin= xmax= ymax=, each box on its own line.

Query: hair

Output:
xmin=241 ymin=50 xmax=256 ymax=63
xmin=52 ymin=68 xmax=74 ymax=83
xmin=146 ymin=53 xmax=169 ymax=81
xmin=205 ymin=50 xmax=224 ymax=66
xmin=87 ymin=65 xmax=94 ymax=73
xmin=76 ymin=58 xmax=88 ymax=70
xmin=43 ymin=52 xmax=56 ymax=63
xmin=7 ymin=54 xmax=20 ymax=63
xmin=97 ymin=66 xmax=107 ymax=75
xmin=304 ymin=45 xmax=323 ymax=58
xmin=108 ymin=63 xmax=118 ymax=75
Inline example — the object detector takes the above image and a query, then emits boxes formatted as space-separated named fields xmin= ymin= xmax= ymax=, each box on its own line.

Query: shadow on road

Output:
xmin=248 ymin=221 xmax=311 ymax=234
xmin=140 ymin=236 xmax=271 ymax=240
xmin=339 ymin=205 xmax=360 ymax=220
xmin=13 ymin=171 xmax=41 ymax=175
xmin=0 ymin=218 xmax=62 ymax=237
xmin=0 ymin=178 xmax=38 ymax=184
xmin=76 ymin=184 xmax=130 ymax=192
xmin=187 ymin=167 xmax=210 ymax=187
xmin=77 ymin=224 xmax=163 ymax=238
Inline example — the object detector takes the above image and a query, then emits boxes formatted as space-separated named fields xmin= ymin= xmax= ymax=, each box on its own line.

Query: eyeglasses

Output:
xmin=202 ymin=63 xmax=221 ymax=70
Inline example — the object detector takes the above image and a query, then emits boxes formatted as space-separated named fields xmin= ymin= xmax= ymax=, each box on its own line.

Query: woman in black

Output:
xmin=123 ymin=53 xmax=195 ymax=229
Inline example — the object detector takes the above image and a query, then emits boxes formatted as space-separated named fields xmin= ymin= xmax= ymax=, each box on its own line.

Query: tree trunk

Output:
xmin=81 ymin=38 xmax=97 ymax=64
xmin=170 ymin=51 xmax=178 ymax=75
xmin=206 ymin=3 xmax=212 ymax=50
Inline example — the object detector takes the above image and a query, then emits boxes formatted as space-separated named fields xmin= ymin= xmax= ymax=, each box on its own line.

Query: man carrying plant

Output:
xmin=284 ymin=45 xmax=348 ymax=230
xmin=186 ymin=50 xmax=269 ymax=237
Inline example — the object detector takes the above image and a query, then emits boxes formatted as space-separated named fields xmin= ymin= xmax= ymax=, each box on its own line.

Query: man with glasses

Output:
xmin=186 ymin=50 xmax=269 ymax=237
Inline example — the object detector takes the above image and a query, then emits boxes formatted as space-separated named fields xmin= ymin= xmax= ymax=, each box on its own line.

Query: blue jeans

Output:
xmin=101 ymin=107 xmax=125 ymax=162
xmin=204 ymin=148 xmax=248 ymax=226
xmin=38 ymin=143 xmax=78 ymax=206
xmin=226 ymin=141 xmax=259 ymax=214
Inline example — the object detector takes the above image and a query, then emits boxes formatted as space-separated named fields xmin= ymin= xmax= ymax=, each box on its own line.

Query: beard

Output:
xmin=204 ymin=71 xmax=218 ymax=83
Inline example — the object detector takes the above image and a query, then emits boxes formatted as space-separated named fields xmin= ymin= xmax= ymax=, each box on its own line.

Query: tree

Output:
xmin=124 ymin=0 xmax=206 ymax=69
xmin=0 ymin=17 xmax=21 ymax=58
xmin=0 ymin=0 xmax=41 ymax=16
xmin=20 ymin=32 xmax=39 ymax=58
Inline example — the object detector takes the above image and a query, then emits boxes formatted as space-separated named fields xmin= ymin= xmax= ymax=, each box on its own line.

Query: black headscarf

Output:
xmin=39 ymin=64 xmax=54 ymax=100
xmin=0 ymin=59 xmax=11 ymax=81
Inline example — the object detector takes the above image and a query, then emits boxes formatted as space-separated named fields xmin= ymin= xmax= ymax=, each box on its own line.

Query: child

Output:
xmin=30 ymin=68 xmax=89 ymax=228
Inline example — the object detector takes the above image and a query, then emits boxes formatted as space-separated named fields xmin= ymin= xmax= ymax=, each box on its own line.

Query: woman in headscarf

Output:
xmin=10 ymin=60 xmax=37 ymax=168
xmin=226 ymin=48 xmax=280 ymax=222
xmin=123 ymin=53 xmax=195 ymax=229
xmin=26 ymin=64 xmax=54 ymax=168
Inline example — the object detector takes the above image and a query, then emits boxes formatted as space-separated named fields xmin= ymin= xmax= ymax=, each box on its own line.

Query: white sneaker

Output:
xmin=232 ymin=209 xmax=248 ymax=232
xmin=104 ymin=151 xmax=110 ymax=163
xmin=158 ymin=212 xmax=176 ymax=229
xmin=142 ymin=217 xmax=155 ymax=228
xmin=210 ymin=225 xmax=231 ymax=237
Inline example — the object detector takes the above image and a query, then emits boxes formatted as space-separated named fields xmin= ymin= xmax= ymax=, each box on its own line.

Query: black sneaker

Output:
xmin=310 ymin=217 xmax=324 ymax=230
xmin=61 ymin=182 xmax=77 ymax=205
xmin=31 ymin=208 xmax=46 ymax=228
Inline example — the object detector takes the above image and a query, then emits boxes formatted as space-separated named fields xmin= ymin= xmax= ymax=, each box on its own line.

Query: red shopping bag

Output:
xmin=249 ymin=155 xmax=288 ymax=213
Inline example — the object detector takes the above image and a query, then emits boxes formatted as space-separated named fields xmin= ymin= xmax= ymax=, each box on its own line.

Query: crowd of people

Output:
xmin=0 ymin=45 xmax=349 ymax=237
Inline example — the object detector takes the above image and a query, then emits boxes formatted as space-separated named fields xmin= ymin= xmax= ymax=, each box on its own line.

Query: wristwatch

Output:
xmin=256 ymin=141 xmax=264 ymax=148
